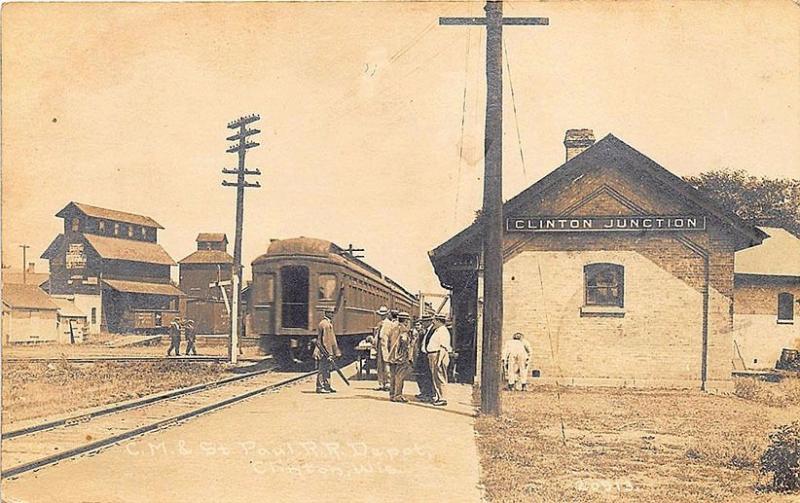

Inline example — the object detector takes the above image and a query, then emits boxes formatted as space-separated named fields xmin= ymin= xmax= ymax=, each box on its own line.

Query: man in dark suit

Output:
xmin=313 ymin=308 xmax=341 ymax=393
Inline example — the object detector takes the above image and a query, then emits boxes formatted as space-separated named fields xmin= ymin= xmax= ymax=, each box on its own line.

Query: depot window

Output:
xmin=585 ymin=263 xmax=624 ymax=308
xmin=778 ymin=292 xmax=794 ymax=323
xmin=318 ymin=274 xmax=337 ymax=301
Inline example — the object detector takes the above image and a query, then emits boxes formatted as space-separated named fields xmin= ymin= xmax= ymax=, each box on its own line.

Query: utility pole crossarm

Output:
xmin=222 ymin=168 xmax=262 ymax=176
xmin=226 ymin=129 xmax=261 ymax=142
xmin=226 ymin=141 xmax=260 ymax=153
xmin=439 ymin=16 xmax=548 ymax=25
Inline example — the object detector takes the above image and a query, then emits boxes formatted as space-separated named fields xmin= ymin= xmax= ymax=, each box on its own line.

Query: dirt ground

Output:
xmin=0 ymin=339 xmax=266 ymax=359
xmin=1 ymin=360 xmax=229 ymax=424
xmin=475 ymin=378 xmax=800 ymax=502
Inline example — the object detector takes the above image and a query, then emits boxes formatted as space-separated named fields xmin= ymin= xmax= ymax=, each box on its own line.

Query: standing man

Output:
xmin=387 ymin=312 xmax=413 ymax=402
xmin=374 ymin=306 xmax=393 ymax=392
xmin=503 ymin=332 xmax=530 ymax=391
xmin=167 ymin=316 xmax=183 ymax=356
xmin=184 ymin=319 xmax=197 ymax=356
xmin=414 ymin=317 xmax=435 ymax=402
xmin=426 ymin=314 xmax=452 ymax=407
xmin=313 ymin=308 xmax=341 ymax=394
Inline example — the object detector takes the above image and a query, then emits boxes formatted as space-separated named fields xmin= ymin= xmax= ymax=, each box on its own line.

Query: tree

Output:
xmin=684 ymin=169 xmax=800 ymax=237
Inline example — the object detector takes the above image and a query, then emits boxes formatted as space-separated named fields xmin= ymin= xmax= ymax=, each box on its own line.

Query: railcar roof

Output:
xmin=252 ymin=237 xmax=416 ymax=301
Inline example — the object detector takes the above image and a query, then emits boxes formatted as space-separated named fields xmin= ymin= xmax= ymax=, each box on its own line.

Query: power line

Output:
xmin=503 ymin=35 xmax=528 ymax=181
xmin=453 ymin=28 xmax=472 ymax=226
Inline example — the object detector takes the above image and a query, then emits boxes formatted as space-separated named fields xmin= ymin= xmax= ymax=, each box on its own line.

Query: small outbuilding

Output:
xmin=51 ymin=297 xmax=88 ymax=344
xmin=2 ymin=284 xmax=59 ymax=344
xmin=733 ymin=226 xmax=800 ymax=369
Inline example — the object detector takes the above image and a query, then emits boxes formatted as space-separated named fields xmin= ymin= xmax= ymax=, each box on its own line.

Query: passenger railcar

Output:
xmin=248 ymin=237 xmax=417 ymax=366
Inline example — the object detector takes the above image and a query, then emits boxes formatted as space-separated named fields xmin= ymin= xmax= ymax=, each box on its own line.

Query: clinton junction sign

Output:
xmin=505 ymin=215 xmax=707 ymax=232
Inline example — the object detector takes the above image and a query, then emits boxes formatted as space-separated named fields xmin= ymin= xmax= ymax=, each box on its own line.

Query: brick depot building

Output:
xmin=430 ymin=131 xmax=767 ymax=391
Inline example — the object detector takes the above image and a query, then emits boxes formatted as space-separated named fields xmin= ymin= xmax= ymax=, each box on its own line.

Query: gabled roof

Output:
xmin=50 ymin=297 xmax=87 ymax=317
xmin=430 ymin=134 xmax=766 ymax=266
xmin=84 ymin=234 xmax=176 ymax=266
xmin=735 ymin=227 xmax=800 ymax=277
xmin=179 ymin=250 xmax=234 ymax=265
xmin=1 ymin=269 xmax=50 ymax=287
xmin=41 ymin=234 xmax=65 ymax=260
xmin=196 ymin=233 xmax=228 ymax=243
xmin=2 ymin=284 xmax=58 ymax=310
xmin=102 ymin=279 xmax=185 ymax=296
xmin=56 ymin=202 xmax=164 ymax=229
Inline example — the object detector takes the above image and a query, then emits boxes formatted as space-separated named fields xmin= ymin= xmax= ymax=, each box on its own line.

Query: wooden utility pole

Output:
xmin=440 ymin=1 xmax=548 ymax=416
xmin=223 ymin=114 xmax=262 ymax=364
xmin=19 ymin=244 xmax=30 ymax=285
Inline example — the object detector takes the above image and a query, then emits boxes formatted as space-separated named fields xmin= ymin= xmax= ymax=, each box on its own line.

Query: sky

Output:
xmin=2 ymin=0 xmax=799 ymax=295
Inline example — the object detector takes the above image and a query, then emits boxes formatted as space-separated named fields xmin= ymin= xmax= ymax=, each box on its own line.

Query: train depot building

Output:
xmin=41 ymin=202 xmax=184 ymax=334
xmin=179 ymin=233 xmax=234 ymax=335
xmin=429 ymin=130 xmax=790 ymax=391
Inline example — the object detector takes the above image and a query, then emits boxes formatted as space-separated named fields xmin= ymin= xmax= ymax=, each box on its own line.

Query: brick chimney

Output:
xmin=26 ymin=262 xmax=35 ymax=274
xmin=564 ymin=129 xmax=595 ymax=162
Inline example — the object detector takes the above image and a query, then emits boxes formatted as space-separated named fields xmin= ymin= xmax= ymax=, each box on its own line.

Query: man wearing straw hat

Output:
xmin=425 ymin=314 xmax=452 ymax=406
xmin=374 ymin=305 xmax=393 ymax=391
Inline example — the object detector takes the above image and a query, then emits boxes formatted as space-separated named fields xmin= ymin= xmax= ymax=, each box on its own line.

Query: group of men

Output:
xmin=373 ymin=306 xmax=452 ymax=407
xmin=166 ymin=316 xmax=198 ymax=356
xmin=311 ymin=304 xmax=531 ymax=400
xmin=312 ymin=305 xmax=453 ymax=407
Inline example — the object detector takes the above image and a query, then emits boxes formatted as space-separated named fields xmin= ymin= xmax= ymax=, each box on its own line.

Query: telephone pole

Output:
xmin=19 ymin=244 xmax=30 ymax=285
xmin=440 ymin=1 xmax=548 ymax=416
xmin=223 ymin=113 xmax=262 ymax=364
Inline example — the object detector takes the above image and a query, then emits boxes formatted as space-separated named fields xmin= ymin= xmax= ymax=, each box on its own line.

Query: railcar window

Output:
xmin=584 ymin=263 xmax=624 ymax=307
xmin=318 ymin=274 xmax=337 ymax=300
xmin=254 ymin=273 xmax=275 ymax=304
xmin=281 ymin=266 xmax=309 ymax=329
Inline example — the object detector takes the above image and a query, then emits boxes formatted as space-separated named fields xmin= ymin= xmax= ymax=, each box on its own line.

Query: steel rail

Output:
xmin=1 ymin=370 xmax=317 ymax=479
xmin=2 ymin=356 xmax=267 ymax=363
xmin=2 ymin=361 xmax=276 ymax=440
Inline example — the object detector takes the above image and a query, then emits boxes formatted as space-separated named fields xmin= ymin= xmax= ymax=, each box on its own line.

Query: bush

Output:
xmin=760 ymin=421 xmax=800 ymax=492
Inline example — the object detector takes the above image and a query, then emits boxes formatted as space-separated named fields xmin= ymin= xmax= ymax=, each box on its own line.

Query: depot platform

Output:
xmin=1 ymin=365 xmax=483 ymax=503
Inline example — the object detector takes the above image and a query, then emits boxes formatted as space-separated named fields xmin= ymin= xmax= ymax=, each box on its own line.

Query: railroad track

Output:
xmin=2 ymin=355 xmax=269 ymax=364
xmin=1 ymin=368 xmax=316 ymax=479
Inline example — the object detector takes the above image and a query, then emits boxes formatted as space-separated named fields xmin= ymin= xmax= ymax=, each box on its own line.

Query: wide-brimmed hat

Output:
xmin=398 ymin=311 xmax=410 ymax=320
xmin=390 ymin=309 xmax=399 ymax=315
xmin=376 ymin=306 xmax=389 ymax=316
xmin=434 ymin=313 xmax=447 ymax=322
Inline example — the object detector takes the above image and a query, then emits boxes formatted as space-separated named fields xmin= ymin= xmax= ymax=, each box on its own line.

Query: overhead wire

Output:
xmin=453 ymin=28 xmax=472 ymax=226
xmin=503 ymin=34 xmax=529 ymax=182
xmin=537 ymin=261 xmax=568 ymax=447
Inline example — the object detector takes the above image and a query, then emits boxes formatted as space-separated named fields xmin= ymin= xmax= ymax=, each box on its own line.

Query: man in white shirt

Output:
xmin=503 ymin=332 xmax=531 ymax=391
xmin=426 ymin=314 xmax=452 ymax=406
xmin=374 ymin=306 xmax=394 ymax=391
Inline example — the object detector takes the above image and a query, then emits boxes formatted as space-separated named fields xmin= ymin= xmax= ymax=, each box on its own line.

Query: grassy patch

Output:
xmin=475 ymin=383 xmax=800 ymax=502
xmin=2 ymin=360 xmax=228 ymax=424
